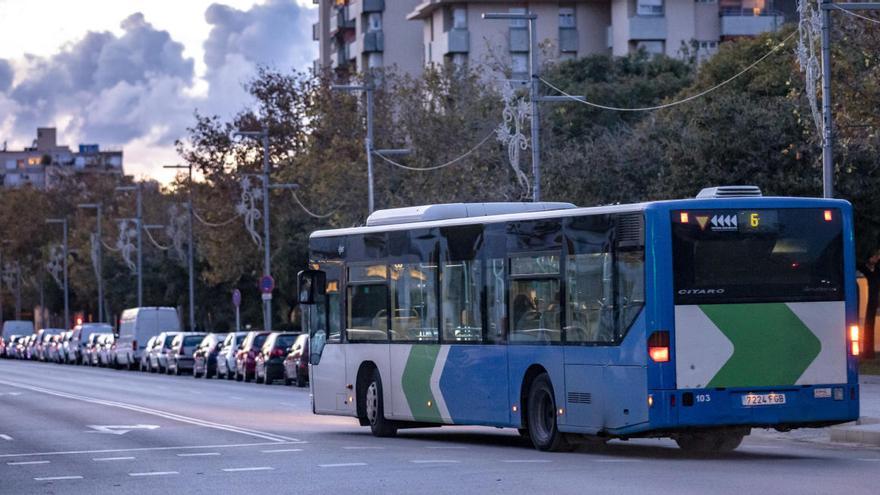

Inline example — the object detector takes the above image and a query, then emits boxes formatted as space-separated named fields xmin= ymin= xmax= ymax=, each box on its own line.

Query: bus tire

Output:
xmin=526 ymin=373 xmax=571 ymax=452
xmin=365 ymin=369 xmax=397 ymax=437
xmin=675 ymin=429 xmax=747 ymax=453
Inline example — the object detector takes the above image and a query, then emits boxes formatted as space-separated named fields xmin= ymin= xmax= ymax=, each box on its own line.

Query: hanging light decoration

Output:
xmin=116 ymin=220 xmax=138 ymax=274
xmin=495 ymin=82 xmax=531 ymax=195
xmin=236 ymin=176 xmax=263 ymax=248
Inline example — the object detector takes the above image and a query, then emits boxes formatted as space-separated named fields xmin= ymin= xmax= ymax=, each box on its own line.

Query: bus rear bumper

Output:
xmin=635 ymin=384 xmax=860 ymax=435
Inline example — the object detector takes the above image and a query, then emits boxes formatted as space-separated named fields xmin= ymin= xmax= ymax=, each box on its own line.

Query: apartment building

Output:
xmin=313 ymin=0 xmax=792 ymax=76
xmin=1 ymin=128 xmax=124 ymax=189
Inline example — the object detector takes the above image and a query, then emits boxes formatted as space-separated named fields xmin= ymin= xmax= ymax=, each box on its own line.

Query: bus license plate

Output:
xmin=742 ymin=393 xmax=786 ymax=406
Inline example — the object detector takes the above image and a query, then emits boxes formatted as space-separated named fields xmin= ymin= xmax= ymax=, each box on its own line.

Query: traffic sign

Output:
xmin=259 ymin=275 xmax=275 ymax=294
xmin=232 ymin=289 xmax=241 ymax=307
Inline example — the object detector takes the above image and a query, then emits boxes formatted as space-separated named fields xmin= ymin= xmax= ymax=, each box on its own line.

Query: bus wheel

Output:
xmin=526 ymin=373 xmax=571 ymax=452
xmin=675 ymin=429 xmax=747 ymax=453
xmin=365 ymin=370 xmax=397 ymax=437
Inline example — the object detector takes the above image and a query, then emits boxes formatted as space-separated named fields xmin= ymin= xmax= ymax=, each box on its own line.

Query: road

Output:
xmin=0 ymin=360 xmax=878 ymax=495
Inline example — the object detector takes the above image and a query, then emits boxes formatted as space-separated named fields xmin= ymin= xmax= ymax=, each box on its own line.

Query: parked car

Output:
xmin=60 ymin=330 xmax=75 ymax=363
xmin=96 ymin=334 xmax=116 ymax=367
xmin=47 ymin=334 xmax=65 ymax=363
xmin=255 ymin=332 xmax=300 ymax=385
xmin=5 ymin=335 xmax=20 ymax=358
xmin=83 ymin=333 xmax=102 ymax=366
xmin=139 ymin=336 xmax=158 ymax=371
xmin=36 ymin=330 xmax=63 ymax=361
xmin=234 ymin=331 xmax=270 ymax=382
xmin=283 ymin=334 xmax=310 ymax=387
xmin=192 ymin=333 xmax=226 ymax=379
xmin=148 ymin=332 xmax=181 ymax=373
xmin=2 ymin=320 xmax=34 ymax=341
xmin=24 ymin=334 xmax=38 ymax=360
xmin=166 ymin=332 xmax=206 ymax=375
xmin=116 ymin=307 xmax=181 ymax=371
xmin=0 ymin=336 xmax=5 ymax=358
xmin=69 ymin=323 xmax=113 ymax=364
xmin=216 ymin=332 xmax=248 ymax=380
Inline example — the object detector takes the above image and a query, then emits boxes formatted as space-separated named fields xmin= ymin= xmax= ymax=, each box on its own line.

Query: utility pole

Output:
xmin=164 ymin=164 xmax=196 ymax=331
xmin=483 ymin=11 xmax=542 ymax=201
xmin=46 ymin=218 xmax=69 ymax=329
xmin=233 ymin=127 xmax=298 ymax=332
xmin=0 ymin=246 xmax=4 ymax=323
xmin=78 ymin=203 xmax=104 ymax=322
xmin=818 ymin=1 xmax=880 ymax=198
xmin=14 ymin=262 xmax=21 ymax=320
xmin=116 ymin=184 xmax=144 ymax=306
xmin=332 ymin=82 xmax=376 ymax=213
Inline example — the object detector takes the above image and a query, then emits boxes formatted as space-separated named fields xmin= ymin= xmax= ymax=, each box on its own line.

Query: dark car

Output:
xmin=234 ymin=331 xmax=270 ymax=382
xmin=282 ymin=333 xmax=309 ymax=387
xmin=255 ymin=332 xmax=300 ymax=385
xmin=192 ymin=333 xmax=226 ymax=379
xmin=166 ymin=333 xmax=207 ymax=375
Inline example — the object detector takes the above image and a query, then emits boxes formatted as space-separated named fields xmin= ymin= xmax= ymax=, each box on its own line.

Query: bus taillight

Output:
xmin=648 ymin=331 xmax=670 ymax=363
xmin=850 ymin=325 xmax=860 ymax=356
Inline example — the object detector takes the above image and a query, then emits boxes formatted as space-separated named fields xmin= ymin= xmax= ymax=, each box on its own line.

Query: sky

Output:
xmin=0 ymin=0 xmax=317 ymax=182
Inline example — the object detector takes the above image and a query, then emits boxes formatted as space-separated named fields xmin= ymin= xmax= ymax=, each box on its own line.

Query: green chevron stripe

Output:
xmin=401 ymin=345 xmax=443 ymax=422
xmin=701 ymin=303 xmax=821 ymax=388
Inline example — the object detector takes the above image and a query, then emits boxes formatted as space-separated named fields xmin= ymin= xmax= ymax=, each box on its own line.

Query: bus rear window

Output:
xmin=672 ymin=208 xmax=843 ymax=304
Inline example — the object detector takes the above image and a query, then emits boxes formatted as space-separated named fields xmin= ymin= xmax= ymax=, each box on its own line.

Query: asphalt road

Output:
xmin=0 ymin=360 xmax=878 ymax=495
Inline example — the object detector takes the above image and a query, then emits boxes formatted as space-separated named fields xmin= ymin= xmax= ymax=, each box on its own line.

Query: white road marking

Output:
xmin=0 ymin=434 xmax=12 ymax=441
xmin=279 ymin=402 xmax=298 ymax=407
xmin=425 ymin=446 xmax=467 ymax=450
xmin=222 ymin=466 xmax=274 ymax=472
xmin=261 ymin=448 xmax=303 ymax=453
xmin=343 ymin=446 xmax=385 ymax=450
xmin=129 ymin=471 xmax=179 ymax=477
xmin=87 ymin=424 xmax=160 ymax=435
xmin=595 ymin=459 xmax=642 ymax=463
xmin=93 ymin=457 xmax=135 ymax=462
xmin=7 ymin=460 xmax=50 ymax=465
xmin=0 ymin=379 xmax=298 ymax=443
xmin=34 ymin=476 xmax=83 ymax=481
xmin=319 ymin=463 xmax=368 ymax=468
xmin=177 ymin=452 xmax=220 ymax=457
xmin=411 ymin=460 xmax=460 ymax=464
xmin=856 ymin=458 xmax=880 ymax=462
xmin=0 ymin=441 xmax=299 ymax=459
xmin=501 ymin=460 xmax=551 ymax=463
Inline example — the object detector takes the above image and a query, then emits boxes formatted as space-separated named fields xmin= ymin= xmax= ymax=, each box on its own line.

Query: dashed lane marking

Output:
xmin=261 ymin=448 xmax=303 ymax=453
xmin=177 ymin=452 xmax=220 ymax=457
xmin=856 ymin=458 xmax=880 ymax=462
xmin=129 ymin=471 xmax=179 ymax=477
xmin=595 ymin=459 xmax=642 ymax=463
xmin=343 ymin=446 xmax=385 ymax=450
xmin=0 ymin=441 xmax=299 ymax=459
xmin=425 ymin=446 xmax=467 ymax=450
xmin=7 ymin=460 xmax=50 ymax=465
xmin=0 ymin=434 xmax=12 ymax=441
xmin=501 ymin=460 xmax=551 ymax=463
xmin=93 ymin=457 xmax=135 ymax=462
xmin=222 ymin=466 xmax=274 ymax=472
xmin=319 ymin=463 xmax=367 ymax=468
xmin=411 ymin=460 xmax=460 ymax=464
xmin=34 ymin=476 xmax=82 ymax=481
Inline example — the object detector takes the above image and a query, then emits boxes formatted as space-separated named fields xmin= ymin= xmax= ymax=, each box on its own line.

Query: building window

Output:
xmin=559 ymin=7 xmax=575 ymax=28
xmin=390 ymin=263 xmax=438 ymax=342
xmin=366 ymin=12 xmax=382 ymax=32
xmin=637 ymin=0 xmax=664 ymax=16
xmin=636 ymin=40 xmax=665 ymax=55
xmin=511 ymin=53 xmax=528 ymax=75
xmin=453 ymin=6 xmax=467 ymax=29
xmin=367 ymin=52 xmax=383 ymax=69
xmin=509 ymin=7 xmax=527 ymax=28
xmin=442 ymin=260 xmax=482 ymax=342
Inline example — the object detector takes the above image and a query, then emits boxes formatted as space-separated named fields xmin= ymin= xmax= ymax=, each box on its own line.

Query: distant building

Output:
xmin=1 ymin=128 xmax=124 ymax=189
xmin=313 ymin=0 xmax=793 ymax=78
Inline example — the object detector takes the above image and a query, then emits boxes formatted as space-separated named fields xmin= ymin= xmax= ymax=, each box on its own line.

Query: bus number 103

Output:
xmin=696 ymin=394 xmax=711 ymax=403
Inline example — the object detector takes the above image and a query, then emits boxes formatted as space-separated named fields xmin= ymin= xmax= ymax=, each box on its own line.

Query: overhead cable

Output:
xmin=373 ymin=130 xmax=496 ymax=171
xmin=193 ymin=210 xmax=241 ymax=227
xmin=290 ymin=191 xmax=334 ymax=219
xmin=540 ymin=30 xmax=797 ymax=112
xmin=831 ymin=4 xmax=880 ymax=24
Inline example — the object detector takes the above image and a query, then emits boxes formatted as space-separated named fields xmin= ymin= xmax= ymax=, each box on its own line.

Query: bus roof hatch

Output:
xmin=365 ymin=202 xmax=577 ymax=227
xmin=696 ymin=186 xmax=762 ymax=199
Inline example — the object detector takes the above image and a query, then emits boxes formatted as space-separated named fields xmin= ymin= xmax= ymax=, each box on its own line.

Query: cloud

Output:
xmin=0 ymin=1 xmax=317 ymax=180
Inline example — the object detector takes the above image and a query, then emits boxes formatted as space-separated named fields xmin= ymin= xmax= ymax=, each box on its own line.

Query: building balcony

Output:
xmin=629 ymin=15 xmax=666 ymax=41
xmin=440 ymin=28 xmax=469 ymax=55
xmin=329 ymin=8 xmax=355 ymax=35
xmin=362 ymin=30 xmax=384 ymax=53
xmin=720 ymin=9 xmax=784 ymax=37
xmin=559 ymin=27 xmax=578 ymax=53
xmin=362 ymin=0 xmax=384 ymax=14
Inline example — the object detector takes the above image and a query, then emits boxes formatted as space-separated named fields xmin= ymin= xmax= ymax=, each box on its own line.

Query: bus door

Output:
xmin=300 ymin=265 xmax=348 ymax=414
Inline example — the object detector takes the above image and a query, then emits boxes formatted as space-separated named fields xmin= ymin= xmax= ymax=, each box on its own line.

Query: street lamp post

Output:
xmin=233 ymin=127 xmax=298 ymax=332
xmin=483 ymin=11 xmax=541 ymax=202
xmin=164 ymin=164 xmax=196 ymax=331
xmin=78 ymin=203 xmax=104 ymax=322
xmin=46 ymin=218 xmax=69 ymax=329
xmin=331 ymin=83 xmax=376 ymax=213
xmin=116 ymin=184 xmax=144 ymax=306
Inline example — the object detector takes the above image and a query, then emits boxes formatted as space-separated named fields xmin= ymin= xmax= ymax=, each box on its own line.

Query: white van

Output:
xmin=2 ymin=320 xmax=34 ymax=340
xmin=116 ymin=307 xmax=180 ymax=370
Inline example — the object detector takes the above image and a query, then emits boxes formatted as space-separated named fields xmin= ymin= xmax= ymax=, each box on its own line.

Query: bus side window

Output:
xmin=485 ymin=258 xmax=506 ymax=343
xmin=390 ymin=263 xmax=438 ymax=342
xmin=442 ymin=260 xmax=482 ymax=343
xmin=346 ymin=263 xmax=390 ymax=342
xmin=566 ymin=252 xmax=615 ymax=343
xmin=327 ymin=280 xmax=341 ymax=343
xmin=509 ymin=254 xmax=562 ymax=343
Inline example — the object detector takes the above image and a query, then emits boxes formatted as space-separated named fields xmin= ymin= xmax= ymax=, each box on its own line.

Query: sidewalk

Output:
xmin=829 ymin=374 xmax=880 ymax=446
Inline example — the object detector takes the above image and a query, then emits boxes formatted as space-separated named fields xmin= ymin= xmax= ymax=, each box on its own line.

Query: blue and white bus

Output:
xmin=297 ymin=186 xmax=860 ymax=452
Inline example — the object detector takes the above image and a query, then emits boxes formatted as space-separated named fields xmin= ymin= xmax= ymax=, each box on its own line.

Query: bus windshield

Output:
xmin=672 ymin=208 xmax=843 ymax=304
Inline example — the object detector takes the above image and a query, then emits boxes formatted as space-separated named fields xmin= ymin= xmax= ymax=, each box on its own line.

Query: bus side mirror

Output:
xmin=297 ymin=269 xmax=326 ymax=305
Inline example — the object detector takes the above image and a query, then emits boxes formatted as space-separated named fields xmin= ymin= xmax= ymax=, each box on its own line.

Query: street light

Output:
xmin=115 ymin=184 xmax=144 ymax=306
xmin=232 ymin=127 xmax=298 ymax=332
xmin=483 ymin=11 xmax=542 ymax=202
xmin=78 ymin=203 xmax=105 ymax=322
xmin=45 ymin=218 xmax=69 ymax=329
xmin=164 ymin=164 xmax=196 ymax=331
xmin=331 ymin=83 xmax=377 ymax=213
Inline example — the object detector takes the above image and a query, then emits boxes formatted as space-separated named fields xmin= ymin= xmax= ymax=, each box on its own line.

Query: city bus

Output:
xmin=297 ymin=186 xmax=860 ymax=452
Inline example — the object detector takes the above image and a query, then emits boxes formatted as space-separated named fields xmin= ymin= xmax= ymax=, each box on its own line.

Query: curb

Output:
xmin=829 ymin=417 xmax=880 ymax=446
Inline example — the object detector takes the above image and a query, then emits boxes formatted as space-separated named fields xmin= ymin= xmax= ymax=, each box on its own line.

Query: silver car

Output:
xmin=139 ymin=336 xmax=158 ymax=371
xmin=215 ymin=331 xmax=248 ymax=380
xmin=148 ymin=332 xmax=181 ymax=373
